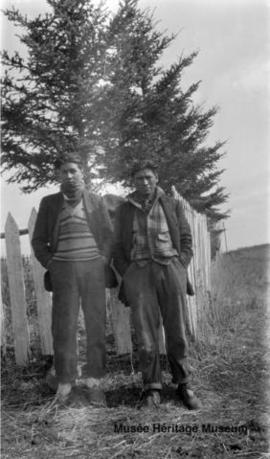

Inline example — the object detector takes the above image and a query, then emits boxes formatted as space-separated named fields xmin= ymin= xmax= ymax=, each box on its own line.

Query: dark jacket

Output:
xmin=32 ymin=190 xmax=117 ymax=288
xmin=113 ymin=192 xmax=194 ymax=303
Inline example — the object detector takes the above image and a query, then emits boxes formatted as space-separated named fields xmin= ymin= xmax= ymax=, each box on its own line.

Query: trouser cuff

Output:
xmin=82 ymin=377 xmax=102 ymax=388
xmin=172 ymin=376 xmax=189 ymax=385
xmin=144 ymin=382 xmax=162 ymax=391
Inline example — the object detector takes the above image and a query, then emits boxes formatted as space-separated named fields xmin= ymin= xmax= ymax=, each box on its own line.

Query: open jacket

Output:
xmin=32 ymin=190 xmax=117 ymax=288
xmin=113 ymin=191 xmax=194 ymax=303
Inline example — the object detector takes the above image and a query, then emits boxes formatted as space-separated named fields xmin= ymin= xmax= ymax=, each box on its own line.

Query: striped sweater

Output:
xmin=52 ymin=200 xmax=100 ymax=261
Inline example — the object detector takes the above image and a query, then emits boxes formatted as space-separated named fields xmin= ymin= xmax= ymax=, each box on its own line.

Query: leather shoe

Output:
xmin=144 ymin=390 xmax=161 ymax=408
xmin=55 ymin=383 xmax=72 ymax=403
xmin=177 ymin=383 xmax=201 ymax=410
xmin=88 ymin=387 xmax=107 ymax=407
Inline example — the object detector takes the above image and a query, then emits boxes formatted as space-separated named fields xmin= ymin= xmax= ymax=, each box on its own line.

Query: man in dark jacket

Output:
xmin=32 ymin=153 xmax=115 ymax=405
xmin=113 ymin=161 xmax=201 ymax=410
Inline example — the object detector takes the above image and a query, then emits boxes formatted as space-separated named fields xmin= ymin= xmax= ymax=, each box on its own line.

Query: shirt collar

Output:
xmin=62 ymin=193 xmax=83 ymax=208
xmin=128 ymin=186 xmax=165 ymax=209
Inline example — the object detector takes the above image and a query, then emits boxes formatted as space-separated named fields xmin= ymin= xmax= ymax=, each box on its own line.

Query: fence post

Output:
xmin=0 ymin=259 xmax=5 ymax=354
xmin=108 ymin=289 xmax=132 ymax=355
xmin=171 ymin=187 xmax=198 ymax=338
xmin=5 ymin=213 xmax=30 ymax=365
xmin=28 ymin=208 xmax=53 ymax=355
xmin=0 ymin=288 xmax=6 ymax=357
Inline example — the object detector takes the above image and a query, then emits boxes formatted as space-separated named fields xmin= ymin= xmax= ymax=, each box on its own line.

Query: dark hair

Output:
xmin=130 ymin=160 xmax=158 ymax=177
xmin=55 ymin=153 xmax=83 ymax=169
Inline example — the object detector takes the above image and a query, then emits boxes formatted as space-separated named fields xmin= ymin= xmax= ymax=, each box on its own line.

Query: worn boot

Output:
xmin=83 ymin=378 xmax=107 ymax=407
xmin=142 ymin=390 xmax=161 ymax=408
xmin=177 ymin=383 xmax=201 ymax=410
xmin=45 ymin=365 xmax=58 ymax=392
xmin=46 ymin=365 xmax=76 ymax=393
xmin=55 ymin=382 xmax=72 ymax=403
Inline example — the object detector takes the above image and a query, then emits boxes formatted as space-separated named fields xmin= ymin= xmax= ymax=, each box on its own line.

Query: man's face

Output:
xmin=133 ymin=168 xmax=158 ymax=197
xmin=59 ymin=162 xmax=84 ymax=185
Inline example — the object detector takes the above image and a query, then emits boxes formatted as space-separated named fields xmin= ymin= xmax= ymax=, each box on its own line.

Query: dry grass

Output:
xmin=2 ymin=295 xmax=269 ymax=458
xmin=2 ymin=246 xmax=270 ymax=458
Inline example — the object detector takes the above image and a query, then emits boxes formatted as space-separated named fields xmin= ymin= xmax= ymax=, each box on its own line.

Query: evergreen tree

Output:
xmin=102 ymin=0 xmax=228 ymax=220
xmin=1 ymin=0 xmax=228 ymax=220
xmin=1 ymin=0 xmax=109 ymax=190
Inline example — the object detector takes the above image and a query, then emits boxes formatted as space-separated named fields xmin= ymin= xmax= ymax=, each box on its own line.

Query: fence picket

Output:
xmin=28 ymin=208 xmax=53 ymax=355
xmin=5 ymin=213 xmax=30 ymax=365
xmin=109 ymin=290 xmax=132 ymax=354
xmin=172 ymin=188 xmax=212 ymax=339
xmin=1 ymin=190 xmax=214 ymax=363
xmin=0 ymin=292 xmax=6 ymax=356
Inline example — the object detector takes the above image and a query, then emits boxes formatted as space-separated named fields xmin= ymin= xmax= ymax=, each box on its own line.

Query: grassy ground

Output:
xmin=1 ymin=245 xmax=270 ymax=458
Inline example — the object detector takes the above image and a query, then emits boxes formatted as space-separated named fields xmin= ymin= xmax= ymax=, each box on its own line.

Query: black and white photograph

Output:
xmin=1 ymin=0 xmax=269 ymax=457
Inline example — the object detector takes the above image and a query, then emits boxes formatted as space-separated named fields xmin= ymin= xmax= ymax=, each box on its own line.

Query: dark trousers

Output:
xmin=49 ymin=258 xmax=106 ymax=383
xmin=123 ymin=258 xmax=190 ymax=391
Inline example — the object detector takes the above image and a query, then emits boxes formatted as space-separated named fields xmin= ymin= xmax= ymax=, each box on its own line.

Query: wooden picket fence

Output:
xmin=1 ymin=189 xmax=212 ymax=366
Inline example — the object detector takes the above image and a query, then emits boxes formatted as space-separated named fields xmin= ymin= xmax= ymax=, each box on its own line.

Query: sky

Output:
xmin=1 ymin=0 xmax=270 ymax=254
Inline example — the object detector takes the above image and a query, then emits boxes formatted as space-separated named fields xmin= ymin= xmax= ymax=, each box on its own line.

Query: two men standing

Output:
xmin=32 ymin=156 xmax=200 ymax=410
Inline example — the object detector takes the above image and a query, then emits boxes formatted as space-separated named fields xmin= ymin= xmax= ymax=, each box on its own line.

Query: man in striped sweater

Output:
xmin=32 ymin=153 xmax=116 ymax=405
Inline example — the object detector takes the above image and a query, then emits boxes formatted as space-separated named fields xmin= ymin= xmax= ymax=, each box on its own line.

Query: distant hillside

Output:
xmin=227 ymin=243 xmax=270 ymax=259
xmin=211 ymin=244 xmax=270 ymax=307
